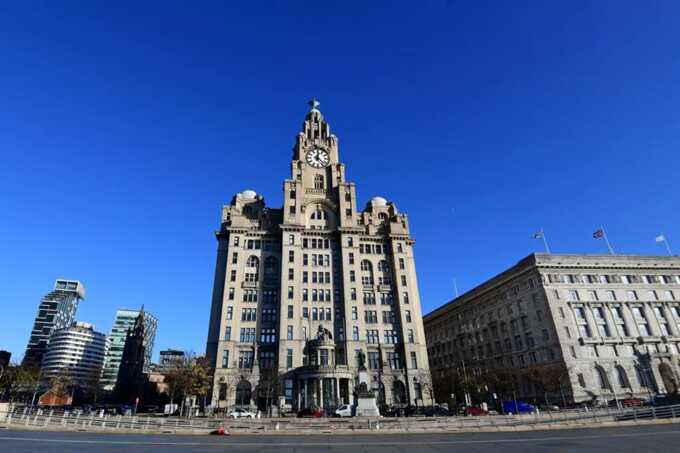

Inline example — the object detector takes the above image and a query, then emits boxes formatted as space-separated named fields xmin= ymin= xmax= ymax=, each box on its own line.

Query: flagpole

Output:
xmin=602 ymin=226 xmax=615 ymax=255
xmin=541 ymin=228 xmax=551 ymax=254
xmin=453 ymin=278 xmax=459 ymax=298
xmin=661 ymin=233 xmax=673 ymax=256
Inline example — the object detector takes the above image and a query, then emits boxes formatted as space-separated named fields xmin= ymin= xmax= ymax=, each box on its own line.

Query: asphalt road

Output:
xmin=1 ymin=424 xmax=678 ymax=452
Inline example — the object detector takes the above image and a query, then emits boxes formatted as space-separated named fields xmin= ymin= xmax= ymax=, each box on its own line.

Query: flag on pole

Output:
xmin=532 ymin=231 xmax=543 ymax=240
xmin=593 ymin=229 xmax=604 ymax=239
xmin=656 ymin=234 xmax=666 ymax=243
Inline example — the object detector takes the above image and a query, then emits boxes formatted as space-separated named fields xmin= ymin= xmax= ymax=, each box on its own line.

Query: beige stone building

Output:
xmin=205 ymin=101 xmax=431 ymax=411
xmin=424 ymin=253 xmax=680 ymax=405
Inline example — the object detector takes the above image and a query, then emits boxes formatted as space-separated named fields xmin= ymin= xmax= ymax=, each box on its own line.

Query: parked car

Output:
xmin=621 ymin=398 xmax=645 ymax=407
xmin=538 ymin=404 xmax=560 ymax=411
xmin=229 ymin=408 xmax=255 ymax=419
xmin=334 ymin=404 xmax=353 ymax=417
xmin=652 ymin=394 xmax=680 ymax=407
xmin=297 ymin=407 xmax=323 ymax=418
xmin=502 ymin=401 xmax=536 ymax=414
xmin=424 ymin=405 xmax=449 ymax=417
xmin=463 ymin=406 xmax=488 ymax=416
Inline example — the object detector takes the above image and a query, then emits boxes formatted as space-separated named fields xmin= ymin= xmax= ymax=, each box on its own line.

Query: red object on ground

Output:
xmin=211 ymin=425 xmax=229 ymax=435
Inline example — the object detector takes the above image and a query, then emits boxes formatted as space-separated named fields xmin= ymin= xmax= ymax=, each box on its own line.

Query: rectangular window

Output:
xmin=368 ymin=352 xmax=380 ymax=369
xmin=401 ymin=275 xmax=407 ymax=286
xmin=226 ymin=307 xmax=233 ymax=320
xmin=365 ymin=311 xmax=378 ymax=323
xmin=238 ymin=351 xmax=254 ymax=369
xmin=224 ymin=326 xmax=231 ymax=341
xmin=287 ymin=305 xmax=294 ymax=319
xmin=627 ymin=290 xmax=638 ymax=301
xmin=287 ymin=325 xmax=293 ymax=340
xmin=403 ymin=292 xmax=410 ymax=304
xmin=288 ymin=287 xmax=294 ymax=299
xmin=387 ymin=352 xmax=401 ymax=369
xmin=228 ymin=288 xmax=235 ymax=300
xmin=407 ymin=329 xmax=414 ymax=343
xmin=222 ymin=350 xmax=229 ymax=368
xmin=383 ymin=330 xmax=398 ymax=344
xmin=352 ymin=326 xmax=359 ymax=341
xmin=410 ymin=352 xmax=418 ymax=369
xmin=349 ymin=253 xmax=354 ymax=265
xmin=405 ymin=310 xmax=412 ymax=322
xmin=286 ymin=349 xmax=293 ymax=369
xmin=366 ymin=329 xmax=379 ymax=344
xmin=230 ymin=270 xmax=236 ymax=282
xmin=232 ymin=253 xmax=238 ymax=264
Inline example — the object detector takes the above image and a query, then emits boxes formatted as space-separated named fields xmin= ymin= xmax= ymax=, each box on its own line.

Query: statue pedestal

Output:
xmin=356 ymin=394 xmax=380 ymax=417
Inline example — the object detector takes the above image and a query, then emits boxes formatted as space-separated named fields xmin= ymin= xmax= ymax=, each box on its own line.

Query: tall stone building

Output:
xmin=424 ymin=253 xmax=680 ymax=406
xmin=206 ymin=101 xmax=431 ymax=411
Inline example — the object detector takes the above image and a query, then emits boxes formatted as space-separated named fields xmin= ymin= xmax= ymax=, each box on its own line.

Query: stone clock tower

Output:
xmin=206 ymin=101 xmax=431 ymax=412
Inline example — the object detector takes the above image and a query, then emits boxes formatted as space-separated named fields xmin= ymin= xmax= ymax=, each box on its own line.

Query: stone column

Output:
xmin=584 ymin=305 xmax=600 ymax=339
xmin=621 ymin=304 xmax=640 ymax=337
xmin=319 ymin=378 xmax=324 ymax=409
xmin=662 ymin=304 xmax=678 ymax=336
xmin=335 ymin=378 xmax=340 ymax=405
xmin=642 ymin=303 xmax=662 ymax=337
xmin=300 ymin=379 xmax=306 ymax=409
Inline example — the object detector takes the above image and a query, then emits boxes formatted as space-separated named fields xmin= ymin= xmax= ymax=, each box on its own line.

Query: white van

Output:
xmin=335 ymin=404 xmax=353 ymax=417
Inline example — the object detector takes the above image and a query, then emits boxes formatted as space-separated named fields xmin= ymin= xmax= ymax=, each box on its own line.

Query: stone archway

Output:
xmin=659 ymin=363 xmax=677 ymax=394
xmin=235 ymin=380 xmax=252 ymax=407
xmin=392 ymin=380 xmax=407 ymax=405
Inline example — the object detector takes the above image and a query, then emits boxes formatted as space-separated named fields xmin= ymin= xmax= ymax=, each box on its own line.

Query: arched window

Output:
xmin=595 ymin=366 xmax=610 ymax=390
xmin=235 ymin=380 xmax=252 ymax=407
xmin=314 ymin=174 xmax=324 ymax=190
xmin=615 ymin=365 xmax=630 ymax=388
xmin=264 ymin=256 xmax=278 ymax=275
xmin=377 ymin=260 xmax=391 ymax=285
xmin=378 ymin=212 xmax=388 ymax=223
xmin=360 ymin=260 xmax=374 ymax=285
xmin=246 ymin=256 xmax=259 ymax=269
xmin=392 ymin=380 xmax=406 ymax=405
xmin=636 ymin=365 xmax=649 ymax=388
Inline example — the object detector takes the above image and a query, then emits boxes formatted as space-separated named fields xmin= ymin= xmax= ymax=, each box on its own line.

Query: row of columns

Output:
xmin=575 ymin=302 xmax=679 ymax=340
xmin=298 ymin=377 xmax=349 ymax=409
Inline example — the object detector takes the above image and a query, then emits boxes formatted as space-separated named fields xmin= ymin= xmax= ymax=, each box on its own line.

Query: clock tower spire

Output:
xmin=283 ymin=100 xmax=355 ymax=228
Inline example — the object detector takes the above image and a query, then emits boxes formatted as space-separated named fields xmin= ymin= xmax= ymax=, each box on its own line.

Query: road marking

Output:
xmin=1 ymin=429 xmax=679 ymax=448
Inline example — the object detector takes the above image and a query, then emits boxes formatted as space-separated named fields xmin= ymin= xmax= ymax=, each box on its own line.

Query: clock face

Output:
xmin=305 ymin=148 xmax=330 ymax=168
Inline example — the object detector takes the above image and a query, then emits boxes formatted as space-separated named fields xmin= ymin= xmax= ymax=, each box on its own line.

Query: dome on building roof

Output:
xmin=240 ymin=190 xmax=257 ymax=199
xmin=371 ymin=196 xmax=388 ymax=207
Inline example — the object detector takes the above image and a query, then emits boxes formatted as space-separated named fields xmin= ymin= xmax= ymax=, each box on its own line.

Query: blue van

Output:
xmin=502 ymin=401 xmax=536 ymax=414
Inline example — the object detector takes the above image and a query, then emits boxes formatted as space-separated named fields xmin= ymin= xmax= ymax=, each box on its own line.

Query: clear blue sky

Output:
xmin=2 ymin=2 xmax=679 ymax=362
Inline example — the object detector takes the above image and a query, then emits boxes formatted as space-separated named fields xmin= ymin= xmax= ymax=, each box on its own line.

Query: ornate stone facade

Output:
xmin=425 ymin=253 xmax=680 ymax=405
xmin=205 ymin=101 xmax=431 ymax=411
